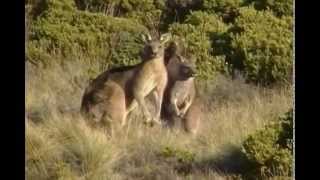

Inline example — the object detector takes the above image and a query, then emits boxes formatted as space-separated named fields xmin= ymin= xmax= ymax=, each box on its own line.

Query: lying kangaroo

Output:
xmin=81 ymin=33 xmax=171 ymax=130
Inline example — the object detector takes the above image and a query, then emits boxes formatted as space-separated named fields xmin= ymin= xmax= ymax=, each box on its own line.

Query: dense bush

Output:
xmin=74 ymin=0 xmax=165 ymax=32
xmin=229 ymin=7 xmax=293 ymax=84
xmin=163 ymin=0 xmax=202 ymax=24
xmin=169 ymin=11 xmax=229 ymax=79
xmin=244 ymin=0 xmax=293 ymax=17
xmin=26 ymin=0 xmax=293 ymax=84
xmin=242 ymin=109 xmax=293 ymax=178
xmin=159 ymin=146 xmax=196 ymax=175
xmin=201 ymin=0 xmax=243 ymax=23
xmin=27 ymin=0 xmax=148 ymax=70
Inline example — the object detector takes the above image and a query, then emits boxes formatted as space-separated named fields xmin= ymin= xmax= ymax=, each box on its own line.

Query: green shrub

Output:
xmin=184 ymin=11 xmax=229 ymax=33
xmin=74 ymin=0 xmax=120 ymax=13
xmin=27 ymin=0 xmax=148 ymax=68
xmin=244 ymin=0 xmax=293 ymax=17
xmin=26 ymin=0 xmax=50 ymax=19
xmin=169 ymin=11 xmax=229 ymax=79
xmin=26 ymin=0 xmax=293 ymax=84
xmin=119 ymin=0 xmax=167 ymax=33
xmin=160 ymin=146 xmax=195 ymax=164
xmin=164 ymin=0 xmax=202 ymax=24
xmin=242 ymin=109 xmax=293 ymax=178
xmin=159 ymin=146 xmax=196 ymax=175
xmin=74 ymin=0 xmax=165 ymax=29
xmin=229 ymin=7 xmax=293 ymax=85
xmin=128 ymin=9 xmax=163 ymax=33
xmin=201 ymin=0 xmax=243 ymax=23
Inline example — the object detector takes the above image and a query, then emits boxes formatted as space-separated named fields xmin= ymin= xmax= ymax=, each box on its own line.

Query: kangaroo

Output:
xmin=160 ymin=42 xmax=201 ymax=134
xmin=81 ymin=33 xmax=171 ymax=131
xmin=81 ymin=80 xmax=126 ymax=135
xmin=165 ymin=70 xmax=202 ymax=135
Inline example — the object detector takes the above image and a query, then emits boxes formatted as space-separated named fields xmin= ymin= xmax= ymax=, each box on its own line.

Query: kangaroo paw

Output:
xmin=178 ymin=113 xmax=185 ymax=118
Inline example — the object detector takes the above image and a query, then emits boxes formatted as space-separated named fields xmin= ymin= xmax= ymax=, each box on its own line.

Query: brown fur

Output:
xmin=81 ymin=33 xmax=171 ymax=131
xmin=182 ymin=98 xmax=202 ymax=135
xmin=160 ymin=42 xmax=201 ymax=134
xmin=81 ymin=80 xmax=126 ymax=136
xmin=80 ymin=38 xmax=201 ymax=135
xmin=169 ymin=78 xmax=196 ymax=117
xmin=163 ymin=76 xmax=202 ymax=135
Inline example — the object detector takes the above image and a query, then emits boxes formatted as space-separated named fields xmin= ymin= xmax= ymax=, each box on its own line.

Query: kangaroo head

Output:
xmin=141 ymin=33 xmax=171 ymax=60
xmin=169 ymin=55 xmax=196 ymax=81
xmin=165 ymin=42 xmax=197 ymax=81
xmin=181 ymin=55 xmax=197 ymax=78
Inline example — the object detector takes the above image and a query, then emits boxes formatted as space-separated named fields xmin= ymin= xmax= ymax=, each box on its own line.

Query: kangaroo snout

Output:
xmin=181 ymin=65 xmax=196 ymax=79
xmin=144 ymin=44 xmax=161 ymax=59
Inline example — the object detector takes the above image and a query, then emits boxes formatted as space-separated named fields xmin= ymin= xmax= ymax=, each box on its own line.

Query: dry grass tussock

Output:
xmin=26 ymin=60 xmax=292 ymax=179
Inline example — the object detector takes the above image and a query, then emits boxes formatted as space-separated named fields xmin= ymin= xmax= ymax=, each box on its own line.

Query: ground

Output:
xmin=26 ymin=60 xmax=292 ymax=180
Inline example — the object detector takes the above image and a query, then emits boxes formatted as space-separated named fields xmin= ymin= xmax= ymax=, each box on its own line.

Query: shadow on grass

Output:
xmin=181 ymin=144 xmax=253 ymax=178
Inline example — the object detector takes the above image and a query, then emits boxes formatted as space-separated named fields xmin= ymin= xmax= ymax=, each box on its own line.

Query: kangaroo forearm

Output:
xmin=180 ymin=101 xmax=192 ymax=115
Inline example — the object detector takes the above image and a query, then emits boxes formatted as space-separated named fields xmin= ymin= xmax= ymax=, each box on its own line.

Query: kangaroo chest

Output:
xmin=171 ymin=79 xmax=195 ymax=106
xmin=135 ymin=58 xmax=167 ymax=93
xmin=142 ymin=59 xmax=167 ymax=77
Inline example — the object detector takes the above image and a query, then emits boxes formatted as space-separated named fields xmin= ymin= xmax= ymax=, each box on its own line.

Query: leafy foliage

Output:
xmin=202 ymin=0 xmax=243 ymax=23
xmin=229 ymin=7 xmax=293 ymax=84
xmin=26 ymin=0 xmax=293 ymax=85
xmin=244 ymin=0 xmax=293 ymax=17
xmin=160 ymin=146 xmax=196 ymax=164
xmin=159 ymin=146 xmax=196 ymax=175
xmin=27 ymin=0 xmax=148 ymax=70
xmin=169 ymin=11 xmax=229 ymax=79
xmin=242 ymin=109 xmax=293 ymax=178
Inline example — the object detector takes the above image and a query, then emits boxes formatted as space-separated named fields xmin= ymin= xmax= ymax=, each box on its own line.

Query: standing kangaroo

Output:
xmin=81 ymin=33 xmax=171 ymax=131
xmin=167 ymin=77 xmax=202 ymax=135
xmin=161 ymin=42 xmax=201 ymax=134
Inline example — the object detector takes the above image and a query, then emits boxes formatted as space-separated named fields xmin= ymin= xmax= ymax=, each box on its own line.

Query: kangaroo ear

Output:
xmin=141 ymin=33 xmax=152 ymax=43
xmin=160 ymin=33 xmax=171 ymax=44
xmin=164 ymin=41 xmax=178 ymax=64
xmin=141 ymin=34 xmax=147 ymax=43
xmin=147 ymin=34 xmax=152 ymax=41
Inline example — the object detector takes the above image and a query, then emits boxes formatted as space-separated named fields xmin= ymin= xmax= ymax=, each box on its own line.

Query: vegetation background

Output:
xmin=26 ymin=0 xmax=293 ymax=179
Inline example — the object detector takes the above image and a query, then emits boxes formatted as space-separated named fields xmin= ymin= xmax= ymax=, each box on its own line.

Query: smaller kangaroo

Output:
xmin=166 ymin=74 xmax=202 ymax=135
xmin=161 ymin=41 xmax=201 ymax=134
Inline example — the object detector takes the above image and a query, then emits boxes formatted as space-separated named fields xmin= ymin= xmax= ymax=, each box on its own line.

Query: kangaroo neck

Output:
xmin=144 ymin=55 xmax=166 ymax=69
xmin=151 ymin=56 xmax=165 ymax=63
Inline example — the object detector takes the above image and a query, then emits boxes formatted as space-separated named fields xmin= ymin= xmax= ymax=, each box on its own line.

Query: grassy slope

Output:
xmin=26 ymin=60 xmax=292 ymax=179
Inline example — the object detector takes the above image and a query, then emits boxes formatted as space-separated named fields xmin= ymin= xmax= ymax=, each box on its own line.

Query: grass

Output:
xmin=26 ymin=60 xmax=292 ymax=179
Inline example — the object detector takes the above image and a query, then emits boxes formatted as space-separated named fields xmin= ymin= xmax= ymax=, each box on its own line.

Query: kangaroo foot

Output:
xmin=153 ymin=118 xmax=162 ymax=125
xmin=121 ymin=121 xmax=126 ymax=127
xmin=143 ymin=120 xmax=154 ymax=127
